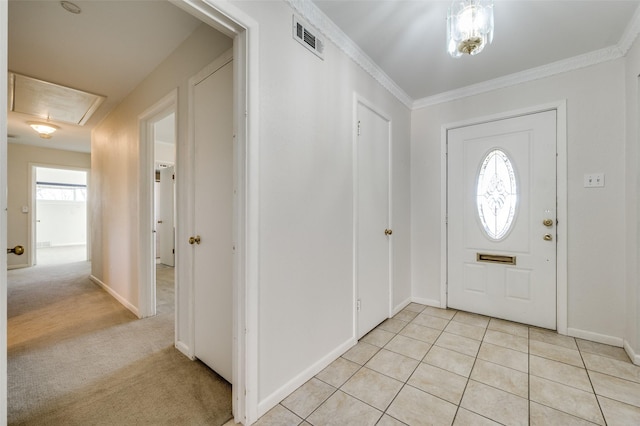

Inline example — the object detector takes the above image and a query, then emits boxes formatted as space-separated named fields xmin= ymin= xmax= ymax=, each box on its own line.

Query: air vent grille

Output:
xmin=293 ymin=16 xmax=324 ymax=60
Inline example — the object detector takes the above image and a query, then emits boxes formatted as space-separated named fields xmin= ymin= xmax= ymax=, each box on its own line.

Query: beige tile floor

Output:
xmin=252 ymin=303 xmax=640 ymax=426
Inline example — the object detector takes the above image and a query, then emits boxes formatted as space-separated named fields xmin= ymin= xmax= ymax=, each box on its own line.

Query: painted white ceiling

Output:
xmin=311 ymin=0 xmax=640 ymax=102
xmin=7 ymin=1 xmax=640 ymax=153
xmin=8 ymin=0 xmax=203 ymax=153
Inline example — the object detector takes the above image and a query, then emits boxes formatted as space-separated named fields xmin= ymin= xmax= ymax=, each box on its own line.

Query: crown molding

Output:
xmin=286 ymin=0 xmax=640 ymax=111
xmin=618 ymin=3 xmax=640 ymax=56
xmin=285 ymin=0 xmax=413 ymax=109
xmin=413 ymin=45 xmax=623 ymax=109
xmin=414 ymin=3 xmax=640 ymax=109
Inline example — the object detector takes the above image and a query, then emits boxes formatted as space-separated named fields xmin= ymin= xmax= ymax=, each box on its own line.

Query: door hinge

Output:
xmin=172 ymin=249 xmax=175 ymax=254
xmin=357 ymin=299 xmax=361 ymax=312
xmin=172 ymin=174 xmax=175 ymax=180
xmin=357 ymin=120 xmax=361 ymax=136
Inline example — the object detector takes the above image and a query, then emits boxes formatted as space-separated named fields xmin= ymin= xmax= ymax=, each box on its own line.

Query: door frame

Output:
xmin=28 ymin=164 xmax=91 ymax=267
xmin=139 ymin=89 xmax=177 ymax=319
xmin=440 ymin=101 xmax=568 ymax=334
xmin=353 ymin=94 xmax=393 ymax=339
xmin=164 ymin=1 xmax=259 ymax=424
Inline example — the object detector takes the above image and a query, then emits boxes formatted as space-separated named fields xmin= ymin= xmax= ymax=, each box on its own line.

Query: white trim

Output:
xmin=256 ymin=337 xmax=356 ymax=419
xmin=175 ymin=2 xmax=259 ymax=424
xmin=7 ymin=264 xmax=28 ymax=270
xmin=138 ymin=89 xmax=178 ymax=320
xmin=393 ymin=297 xmax=412 ymax=316
xmin=175 ymin=341 xmax=194 ymax=360
xmin=566 ymin=328 xmax=624 ymax=348
xmin=618 ymin=4 xmax=640 ymax=55
xmin=624 ymin=340 xmax=640 ymax=366
xmin=441 ymin=101 xmax=568 ymax=334
xmin=414 ymin=47 xmax=622 ymax=108
xmin=286 ymin=0 xmax=413 ymax=109
xmin=0 ymin=5 xmax=7 ymax=422
xmin=411 ymin=297 xmax=443 ymax=309
xmin=89 ymin=274 xmax=139 ymax=317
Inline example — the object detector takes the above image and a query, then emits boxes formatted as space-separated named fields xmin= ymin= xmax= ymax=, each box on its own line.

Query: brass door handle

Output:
xmin=7 ymin=245 xmax=25 ymax=255
xmin=543 ymin=234 xmax=553 ymax=241
xmin=188 ymin=235 xmax=201 ymax=245
xmin=385 ymin=229 xmax=393 ymax=236
xmin=543 ymin=218 xmax=554 ymax=227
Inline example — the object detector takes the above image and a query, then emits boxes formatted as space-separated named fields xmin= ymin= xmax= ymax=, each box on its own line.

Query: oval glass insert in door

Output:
xmin=476 ymin=149 xmax=518 ymax=240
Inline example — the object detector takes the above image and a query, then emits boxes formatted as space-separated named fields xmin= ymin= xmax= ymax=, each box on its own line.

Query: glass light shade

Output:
xmin=447 ymin=0 xmax=494 ymax=58
xmin=28 ymin=122 xmax=59 ymax=139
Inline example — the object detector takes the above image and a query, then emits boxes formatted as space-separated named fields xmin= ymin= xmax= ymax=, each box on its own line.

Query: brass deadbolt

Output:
xmin=385 ymin=229 xmax=393 ymax=236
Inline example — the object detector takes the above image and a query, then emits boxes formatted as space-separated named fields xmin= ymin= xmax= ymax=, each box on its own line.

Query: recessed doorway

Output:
xmin=31 ymin=166 xmax=89 ymax=266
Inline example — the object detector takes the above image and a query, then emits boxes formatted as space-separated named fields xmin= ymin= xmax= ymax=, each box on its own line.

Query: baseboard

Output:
xmin=623 ymin=340 xmax=640 ymax=366
xmin=566 ymin=327 xmax=623 ymax=347
xmin=89 ymin=274 xmax=139 ymax=317
xmin=7 ymin=263 xmax=29 ymax=270
xmin=392 ymin=297 xmax=412 ymax=316
xmin=256 ymin=337 xmax=356 ymax=419
xmin=411 ymin=296 xmax=444 ymax=309
xmin=175 ymin=341 xmax=195 ymax=360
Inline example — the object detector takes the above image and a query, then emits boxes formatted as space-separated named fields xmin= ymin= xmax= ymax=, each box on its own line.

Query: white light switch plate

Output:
xmin=584 ymin=173 xmax=605 ymax=188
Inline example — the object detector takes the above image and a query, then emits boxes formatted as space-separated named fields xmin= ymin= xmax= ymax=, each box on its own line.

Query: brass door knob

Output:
xmin=188 ymin=235 xmax=201 ymax=245
xmin=543 ymin=218 xmax=554 ymax=227
xmin=7 ymin=245 xmax=25 ymax=255
xmin=385 ymin=229 xmax=393 ymax=236
xmin=543 ymin=234 xmax=553 ymax=241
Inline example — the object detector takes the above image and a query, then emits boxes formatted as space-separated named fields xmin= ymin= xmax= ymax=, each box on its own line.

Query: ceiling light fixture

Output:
xmin=28 ymin=122 xmax=60 ymax=139
xmin=60 ymin=1 xmax=82 ymax=15
xmin=447 ymin=0 xmax=494 ymax=58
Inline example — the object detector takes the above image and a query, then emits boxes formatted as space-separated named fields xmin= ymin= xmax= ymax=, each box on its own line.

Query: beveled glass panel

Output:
xmin=476 ymin=149 xmax=518 ymax=240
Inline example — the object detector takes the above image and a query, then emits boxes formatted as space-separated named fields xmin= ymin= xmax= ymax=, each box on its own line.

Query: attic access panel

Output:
xmin=8 ymin=72 xmax=106 ymax=126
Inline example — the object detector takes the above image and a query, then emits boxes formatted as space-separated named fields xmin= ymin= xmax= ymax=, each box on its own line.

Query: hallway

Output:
xmin=7 ymin=261 xmax=231 ymax=425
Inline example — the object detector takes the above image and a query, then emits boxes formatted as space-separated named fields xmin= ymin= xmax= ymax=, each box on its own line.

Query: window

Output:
xmin=36 ymin=183 xmax=87 ymax=202
xmin=476 ymin=149 xmax=518 ymax=240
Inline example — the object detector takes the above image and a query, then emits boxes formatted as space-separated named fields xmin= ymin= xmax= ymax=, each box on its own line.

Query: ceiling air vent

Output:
xmin=293 ymin=15 xmax=324 ymax=60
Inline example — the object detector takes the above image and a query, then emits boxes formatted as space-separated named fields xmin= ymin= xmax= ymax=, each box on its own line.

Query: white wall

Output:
xmin=625 ymin=34 xmax=640 ymax=362
xmin=91 ymin=24 xmax=231 ymax=310
xmin=230 ymin=0 xmax=412 ymax=412
xmin=7 ymin=144 xmax=90 ymax=268
xmin=411 ymin=59 xmax=627 ymax=343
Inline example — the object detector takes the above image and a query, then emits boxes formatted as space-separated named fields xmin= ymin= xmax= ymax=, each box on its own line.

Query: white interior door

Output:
xmin=193 ymin=58 xmax=233 ymax=383
xmin=158 ymin=166 xmax=175 ymax=267
xmin=447 ymin=110 xmax=557 ymax=329
xmin=356 ymin=101 xmax=391 ymax=339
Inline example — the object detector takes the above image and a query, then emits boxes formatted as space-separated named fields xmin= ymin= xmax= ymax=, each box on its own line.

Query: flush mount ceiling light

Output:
xmin=28 ymin=122 xmax=60 ymax=139
xmin=60 ymin=1 xmax=82 ymax=14
xmin=447 ymin=0 xmax=494 ymax=58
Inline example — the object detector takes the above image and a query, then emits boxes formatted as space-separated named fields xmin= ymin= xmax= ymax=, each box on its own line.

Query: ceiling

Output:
xmin=312 ymin=0 xmax=639 ymax=101
xmin=7 ymin=0 xmax=203 ymax=152
xmin=7 ymin=0 xmax=640 ymax=153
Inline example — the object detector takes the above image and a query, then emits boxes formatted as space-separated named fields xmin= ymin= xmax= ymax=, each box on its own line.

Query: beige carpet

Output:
xmin=8 ymin=261 xmax=232 ymax=425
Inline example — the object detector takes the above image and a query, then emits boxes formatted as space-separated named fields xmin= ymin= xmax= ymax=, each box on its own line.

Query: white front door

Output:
xmin=192 ymin=57 xmax=233 ymax=383
xmin=158 ymin=166 xmax=175 ymax=267
xmin=447 ymin=110 xmax=557 ymax=329
xmin=356 ymin=101 xmax=391 ymax=338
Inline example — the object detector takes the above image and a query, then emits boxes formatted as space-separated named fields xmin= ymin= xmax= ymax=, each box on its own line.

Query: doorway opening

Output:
xmin=31 ymin=166 xmax=89 ymax=266
xmin=154 ymin=112 xmax=176 ymax=315
xmin=139 ymin=91 xmax=177 ymax=319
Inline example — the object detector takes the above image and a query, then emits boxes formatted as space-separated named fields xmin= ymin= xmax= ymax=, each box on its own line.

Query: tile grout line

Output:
xmin=450 ymin=313 xmax=489 ymax=425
